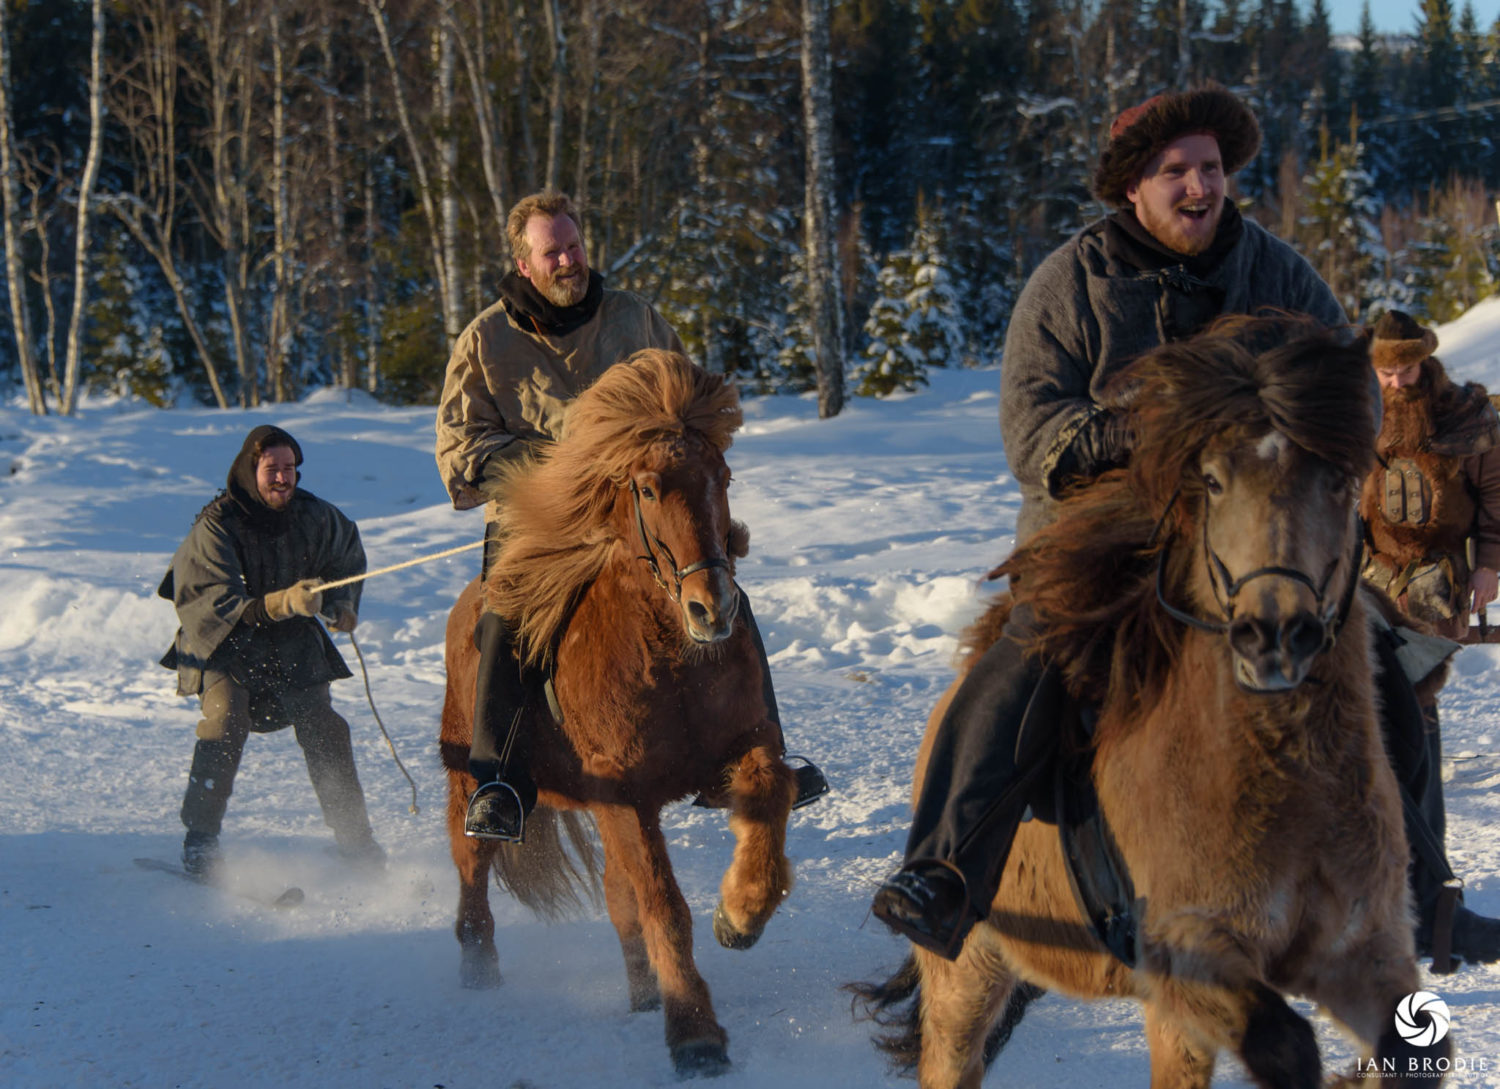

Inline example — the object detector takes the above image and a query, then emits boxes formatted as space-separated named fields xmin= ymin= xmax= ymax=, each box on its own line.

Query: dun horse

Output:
xmin=858 ymin=317 xmax=1446 ymax=1088
xmin=440 ymin=350 xmax=797 ymax=1078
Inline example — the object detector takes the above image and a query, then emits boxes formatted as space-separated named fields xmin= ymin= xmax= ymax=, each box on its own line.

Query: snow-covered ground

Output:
xmin=4 ymin=299 xmax=1500 ymax=1088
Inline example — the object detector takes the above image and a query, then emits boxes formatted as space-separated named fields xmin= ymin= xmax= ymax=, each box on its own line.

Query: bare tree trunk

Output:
xmin=268 ymin=0 xmax=291 ymax=401
xmin=21 ymin=161 xmax=59 ymax=400
xmin=364 ymin=0 xmax=459 ymax=348
xmin=573 ymin=0 xmax=599 ymax=220
xmin=802 ymin=0 xmax=843 ymax=418
xmin=0 ymin=0 xmax=44 ymax=414
xmin=59 ymin=0 xmax=106 ymax=415
xmin=362 ymin=63 xmax=380 ymax=394
xmin=541 ymin=0 xmax=566 ymax=190
xmin=320 ymin=15 xmax=353 ymax=390
xmin=108 ymin=0 xmax=230 ymax=408
xmin=452 ymin=0 xmax=508 ymax=243
xmin=511 ymin=0 xmax=536 ymax=194
xmin=437 ymin=1 xmax=461 ymax=344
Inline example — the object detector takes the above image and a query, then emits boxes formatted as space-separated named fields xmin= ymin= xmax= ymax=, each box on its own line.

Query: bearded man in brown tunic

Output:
xmin=1361 ymin=309 xmax=1500 ymax=640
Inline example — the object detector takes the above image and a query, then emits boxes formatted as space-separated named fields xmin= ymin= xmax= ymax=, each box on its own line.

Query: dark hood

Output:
xmin=227 ymin=425 xmax=303 ymax=535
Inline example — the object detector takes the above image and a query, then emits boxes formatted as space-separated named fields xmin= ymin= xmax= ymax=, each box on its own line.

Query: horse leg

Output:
xmin=1137 ymin=919 xmax=1320 ymax=1089
xmin=448 ymin=768 xmax=502 ymax=989
xmin=593 ymin=803 xmax=729 ymax=1078
xmin=1313 ymin=937 xmax=1445 ymax=1087
xmin=713 ymin=742 xmax=795 ymax=951
xmin=603 ymin=850 xmax=661 ymax=1012
xmin=1141 ymin=1005 xmax=1217 ymax=1089
xmin=912 ymin=936 xmax=1020 ymax=1089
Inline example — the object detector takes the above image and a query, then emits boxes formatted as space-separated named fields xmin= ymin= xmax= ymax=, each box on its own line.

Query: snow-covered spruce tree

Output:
xmin=854 ymin=197 xmax=966 ymax=397
xmin=777 ymin=246 xmax=818 ymax=393
xmin=1297 ymin=124 xmax=1384 ymax=320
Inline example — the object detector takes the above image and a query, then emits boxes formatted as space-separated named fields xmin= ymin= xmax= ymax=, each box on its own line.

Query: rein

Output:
xmin=1151 ymin=487 xmax=1363 ymax=652
xmin=630 ymin=479 xmax=729 ymax=602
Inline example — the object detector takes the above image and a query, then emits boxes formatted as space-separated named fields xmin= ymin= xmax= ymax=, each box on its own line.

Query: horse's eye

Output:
xmin=641 ymin=485 xmax=656 ymax=501
xmin=1204 ymin=472 xmax=1223 ymax=496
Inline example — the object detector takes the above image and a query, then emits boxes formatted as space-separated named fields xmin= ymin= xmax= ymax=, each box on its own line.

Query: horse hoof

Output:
xmin=460 ymin=945 xmax=502 ymax=990
xmin=629 ymin=987 xmax=662 ymax=1013
xmin=712 ymin=901 xmax=761 ymax=951
xmin=671 ymin=1039 xmax=730 ymax=1079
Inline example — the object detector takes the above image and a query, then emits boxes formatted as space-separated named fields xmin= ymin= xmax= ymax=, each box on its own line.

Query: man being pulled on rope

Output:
xmin=435 ymin=189 xmax=828 ymax=842
xmin=159 ymin=425 xmax=385 ymax=877
xmin=870 ymin=82 xmax=1500 ymax=968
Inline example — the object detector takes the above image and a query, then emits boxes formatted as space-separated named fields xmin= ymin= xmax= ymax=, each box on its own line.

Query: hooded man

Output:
xmin=435 ymin=190 xmax=827 ymax=842
xmin=159 ymin=425 xmax=381 ymax=876
xmin=1361 ymin=309 xmax=1500 ymax=639
xmin=872 ymin=83 xmax=1500 ymax=969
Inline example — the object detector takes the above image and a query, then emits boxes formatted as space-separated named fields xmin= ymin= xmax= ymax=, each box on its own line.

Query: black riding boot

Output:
xmin=690 ymin=589 xmax=829 ymax=810
xmin=1375 ymin=628 xmax=1500 ymax=968
xmin=465 ymin=609 xmax=536 ymax=841
xmin=741 ymin=590 xmax=828 ymax=809
xmin=872 ymin=604 xmax=1060 ymax=958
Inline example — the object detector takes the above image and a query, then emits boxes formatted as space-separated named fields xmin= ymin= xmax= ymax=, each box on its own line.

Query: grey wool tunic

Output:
xmin=159 ymin=491 xmax=365 ymax=702
xmin=999 ymin=215 xmax=1346 ymax=545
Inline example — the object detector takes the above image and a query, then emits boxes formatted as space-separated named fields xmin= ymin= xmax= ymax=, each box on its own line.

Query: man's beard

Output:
xmin=535 ymin=267 xmax=589 ymax=307
xmin=1139 ymin=196 xmax=1223 ymax=256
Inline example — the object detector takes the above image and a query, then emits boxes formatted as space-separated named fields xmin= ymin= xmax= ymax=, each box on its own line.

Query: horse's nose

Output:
xmin=1228 ymin=611 xmax=1325 ymax=691
xmin=682 ymin=571 xmax=736 ymax=643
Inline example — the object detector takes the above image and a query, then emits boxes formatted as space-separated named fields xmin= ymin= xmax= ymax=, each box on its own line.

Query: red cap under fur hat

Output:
xmin=1092 ymin=83 xmax=1261 ymax=208
xmin=1370 ymin=309 xmax=1438 ymax=371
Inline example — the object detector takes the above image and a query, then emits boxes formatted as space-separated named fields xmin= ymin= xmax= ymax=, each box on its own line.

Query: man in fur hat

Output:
xmin=1362 ymin=309 xmax=1500 ymax=639
xmin=873 ymin=84 xmax=1500 ymax=967
xmin=159 ymin=425 xmax=383 ymax=877
xmin=435 ymin=189 xmax=827 ymax=842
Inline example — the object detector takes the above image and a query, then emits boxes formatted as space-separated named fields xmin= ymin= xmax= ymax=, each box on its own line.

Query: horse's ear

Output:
xmin=727 ymin=519 xmax=750 ymax=559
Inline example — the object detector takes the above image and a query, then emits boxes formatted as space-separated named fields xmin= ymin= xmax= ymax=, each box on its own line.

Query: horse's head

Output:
xmin=623 ymin=432 xmax=747 ymax=644
xmin=1131 ymin=315 xmax=1377 ymax=693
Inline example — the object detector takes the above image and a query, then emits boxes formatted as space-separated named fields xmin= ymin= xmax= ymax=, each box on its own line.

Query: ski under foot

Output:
xmin=133 ymin=857 xmax=305 ymax=909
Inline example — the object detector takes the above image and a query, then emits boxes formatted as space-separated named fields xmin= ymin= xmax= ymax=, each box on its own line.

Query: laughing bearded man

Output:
xmin=873 ymin=82 xmax=1500 ymax=970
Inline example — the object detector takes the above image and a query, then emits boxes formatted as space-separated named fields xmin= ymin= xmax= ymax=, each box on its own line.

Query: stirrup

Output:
xmin=787 ymin=755 xmax=830 ymax=810
xmin=464 ymin=780 xmax=526 ymax=842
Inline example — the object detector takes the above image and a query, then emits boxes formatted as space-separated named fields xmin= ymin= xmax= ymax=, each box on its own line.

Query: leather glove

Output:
xmin=323 ymin=601 xmax=359 ymax=633
xmin=264 ymin=579 xmax=324 ymax=621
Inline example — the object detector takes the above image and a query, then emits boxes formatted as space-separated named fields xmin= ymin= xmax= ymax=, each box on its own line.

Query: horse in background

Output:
xmin=856 ymin=316 xmax=1444 ymax=1088
xmin=440 ymin=349 xmax=796 ymax=1078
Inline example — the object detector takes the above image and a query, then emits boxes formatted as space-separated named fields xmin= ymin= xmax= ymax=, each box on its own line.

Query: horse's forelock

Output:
xmin=492 ymin=349 xmax=743 ymax=666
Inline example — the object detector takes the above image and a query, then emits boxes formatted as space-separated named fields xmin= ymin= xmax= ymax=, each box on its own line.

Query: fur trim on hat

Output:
xmin=1093 ymin=83 xmax=1261 ymax=208
xmin=1370 ymin=309 xmax=1438 ymax=371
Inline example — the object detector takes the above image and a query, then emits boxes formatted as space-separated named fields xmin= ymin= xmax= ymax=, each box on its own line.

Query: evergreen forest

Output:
xmin=2 ymin=0 xmax=1498 ymax=413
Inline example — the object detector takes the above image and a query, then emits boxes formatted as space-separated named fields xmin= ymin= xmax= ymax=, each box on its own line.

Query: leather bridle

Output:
xmin=1152 ymin=487 xmax=1362 ymax=654
xmin=630 ymin=478 xmax=730 ymax=603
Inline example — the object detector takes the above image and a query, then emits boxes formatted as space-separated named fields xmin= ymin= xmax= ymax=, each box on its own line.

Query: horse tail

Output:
xmin=490 ymin=808 xmax=604 ymax=921
xmin=848 ymin=954 xmax=1046 ymax=1075
xmin=847 ymin=953 xmax=924 ymax=1074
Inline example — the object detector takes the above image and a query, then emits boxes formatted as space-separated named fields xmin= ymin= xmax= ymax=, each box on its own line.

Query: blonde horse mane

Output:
xmin=485 ymin=349 xmax=744 ymax=666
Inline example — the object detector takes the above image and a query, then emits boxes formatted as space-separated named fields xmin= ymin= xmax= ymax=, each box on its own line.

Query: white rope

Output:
xmin=310 ymin=539 xmax=484 ymax=593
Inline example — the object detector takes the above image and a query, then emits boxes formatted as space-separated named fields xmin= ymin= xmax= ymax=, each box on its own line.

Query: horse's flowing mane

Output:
xmin=997 ymin=313 xmax=1377 ymax=710
xmin=485 ymin=349 xmax=745 ymax=665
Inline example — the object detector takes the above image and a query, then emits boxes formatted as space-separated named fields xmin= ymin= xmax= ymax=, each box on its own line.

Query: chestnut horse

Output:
xmin=857 ymin=317 xmax=1446 ymax=1088
xmin=440 ymin=350 xmax=796 ymax=1078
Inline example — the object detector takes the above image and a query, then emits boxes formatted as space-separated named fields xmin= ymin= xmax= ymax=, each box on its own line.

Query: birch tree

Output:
xmin=58 ymin=0 xmax=105 ymax=416
xmin=0 ymin=0 xmax=44 ymax=414
xmin=801 ymin=0 xmax=843 ymax=417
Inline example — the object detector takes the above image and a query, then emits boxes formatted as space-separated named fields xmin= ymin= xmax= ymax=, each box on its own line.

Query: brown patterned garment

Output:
xmin=1360 ymin=354 xmax=1500 ymax=638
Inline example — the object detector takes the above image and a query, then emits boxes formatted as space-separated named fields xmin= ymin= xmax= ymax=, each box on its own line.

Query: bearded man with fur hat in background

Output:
xmin=1361 ymin=309 xmax=1500 ymax=640
xmin=873 ymin=83 xmax=1500 ymax=968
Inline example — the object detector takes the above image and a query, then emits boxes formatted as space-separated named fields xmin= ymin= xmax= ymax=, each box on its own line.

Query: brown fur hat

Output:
xmin=1092 ymin=83 xmax=1261 ymax=207
xmin=1370 ymin=309 xmax=1438 ymax=371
